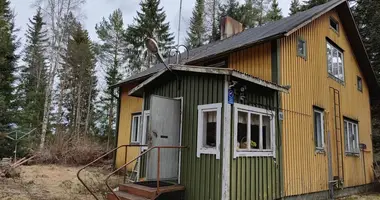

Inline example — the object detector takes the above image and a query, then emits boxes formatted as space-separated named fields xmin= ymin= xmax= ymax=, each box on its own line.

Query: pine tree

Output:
xmin=301 ymin=0 xmax=328 ymax=11
xmin=125 ymin=0 xmax=175 ymax=71
xmin=0 ymin=0 xmax=18 ymax=132
xmin=352 ymin=0 xmax=380 ymax=154
xmin=254 ymin=0 xmax=271 ymax=26
xmin=266 ymin=0 xmax=283 ymax=21
xmin=205 ymin=0 xmax=220 ymax=42
xmin=186 ymin=0 xmax=206 ymax=48
xmin=61 ymin=22 xmax=97 ymax=136
xmin=18 ymin=8 xmax=48 ymax=133
xmin=95 ymin=9 xmax=125 ymax=148
xmin=289 ymin=0 xmax=301 ymax=15
xmin=239 ymin=0 xmax=259 ymax=28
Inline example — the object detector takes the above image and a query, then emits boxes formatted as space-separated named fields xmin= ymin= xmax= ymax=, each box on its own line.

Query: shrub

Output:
xmin=34 ymin=134 xmax=109 ymax=166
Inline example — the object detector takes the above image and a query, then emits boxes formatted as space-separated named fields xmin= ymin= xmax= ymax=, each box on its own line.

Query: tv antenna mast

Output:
xmin=177 ymin=0 xmax=183 ymax=46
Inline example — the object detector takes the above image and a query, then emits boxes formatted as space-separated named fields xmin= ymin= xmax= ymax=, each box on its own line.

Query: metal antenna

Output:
xmin=177 ymin=0 xmax=183 ymax=47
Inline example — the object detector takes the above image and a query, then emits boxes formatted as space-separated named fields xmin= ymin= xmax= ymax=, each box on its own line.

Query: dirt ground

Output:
xmin=340 ymin=194 xmax=380 ymax=200
xmin=0 ymin=164 xmax=123 ymax=200
xmin=0 ymin=164 xmax=379 ymax=200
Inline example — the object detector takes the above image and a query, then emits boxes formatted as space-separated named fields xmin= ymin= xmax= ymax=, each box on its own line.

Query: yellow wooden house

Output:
xmin=111 ymin=0 xmax=379 ymax=199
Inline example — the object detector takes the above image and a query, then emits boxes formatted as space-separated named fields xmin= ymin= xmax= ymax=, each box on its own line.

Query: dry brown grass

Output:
xmin=34 ymin=134 xmax=109 ymax=166
xmin=0 ymin=164 xmax=123 ymax=200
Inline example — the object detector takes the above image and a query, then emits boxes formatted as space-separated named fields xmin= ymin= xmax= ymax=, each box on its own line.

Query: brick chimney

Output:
xmin=220 ymin=16 xmax=244 ymax=40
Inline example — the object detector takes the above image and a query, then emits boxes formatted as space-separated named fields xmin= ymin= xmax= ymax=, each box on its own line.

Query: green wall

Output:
xmin=144 ymin=72 xmax=224 ymax=200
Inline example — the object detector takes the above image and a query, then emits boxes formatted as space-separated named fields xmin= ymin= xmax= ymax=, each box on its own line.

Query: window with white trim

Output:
xmin=130 ymin=113 xmax=141 ymax=143
xmin=344 ymin=119 xmax=359 ymax=154
xmin=233 ymin=103 xmax=276 ymax=158
xmin=313 ymin=108 xmax=325 ymax=150
xmin=197 ymin=103 xmax=222 ymax=159
xmin=141 ymin=111 xmax=150 ymax=149
xmin=327 ymin=42 xmax=344 ymax=82
xmin=297 ymin=38 xmax=307 ymax=59
xmin=330 ymin=17 xmax=339 ymax=33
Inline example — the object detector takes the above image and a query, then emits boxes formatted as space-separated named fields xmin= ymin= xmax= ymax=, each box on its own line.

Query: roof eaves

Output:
xmin=284 ymin=0 xmax=346 ymax=36
xmin=231 ymin=70 xmax=289 ymax=93
xmin=128 ymin=69 xmax=167 ymax=96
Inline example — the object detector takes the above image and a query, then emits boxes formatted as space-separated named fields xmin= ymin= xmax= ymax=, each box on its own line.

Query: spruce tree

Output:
xmin=205 ymin=0 xmax=220 ymax=42
xmin=266 ymin=0 xmax=283 ymax=21
xmin=95 ymin=9 xmax=126 ymax=147
xmin=125 ymin=0 xmax=174 ymax=71
xmin=301 ymin=0 xmax=328 ymax=11
xmin=240 ymin=0 xmax=259 ymax=28
xmin=0 ymin=0 xmax=18 ymax=132
xmin=61 ymin=22 xmax=97 ymax=136
xmin=19 ymin=8 xmax=48 ymax=133
xmin=254 ymin=0 xmax=271 ymax=26
xmin=186 ymin=0 xmax=206 ymax=48
xmin=289 ymin=0 xmax=301 ymax=15
xmin=352 ymin=0 xmax=380 ymax=154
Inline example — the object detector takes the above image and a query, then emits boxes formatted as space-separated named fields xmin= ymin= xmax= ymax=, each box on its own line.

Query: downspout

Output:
xmin=112 ymin=87 xmax=122 ymax=170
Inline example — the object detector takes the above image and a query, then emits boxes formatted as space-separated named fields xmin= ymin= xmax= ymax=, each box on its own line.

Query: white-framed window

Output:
xmin=327 ymin=42 xmax=344 ymax=82
xmin=297 ymin=37 xmax=307 ymax=59
xmin=130 ymin=113 xmax=142 ymax=143
xmin=197 ymin=103 xmax=222 ymax=159
xmin=357 ymin=76 xmax=363 ymax=92
xmin=330 ymin=17 xmax=339 ymax=33
xmin=141 ymin=110 xmax=150 ymax=149
xmin=313 ymin=108 xmax=325 ymax=150
xmin=233 ymin=103 xmax=276 ymax=158
xmin=344 ymin=119 xmax=359 ymax=154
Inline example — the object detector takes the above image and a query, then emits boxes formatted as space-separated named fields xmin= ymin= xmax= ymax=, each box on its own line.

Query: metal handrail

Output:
xmin=77 ymin=144 xmax=147 ymax=200
xmin=105 ymin=146 xmax=187 ymax=200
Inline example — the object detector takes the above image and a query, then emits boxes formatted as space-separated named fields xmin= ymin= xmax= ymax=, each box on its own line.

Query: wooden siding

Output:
xmin=280 ymin=10 xmax=374 ymax=196
xmin=229 ymin=42 xmax=272 ymax=81
xmin=229 ymin=82 xmax=282 ymax=200
xmin=143 ymin=72 xmax=224 ymax=200
xmin=115 ymin=86 xmax=143 ymax=170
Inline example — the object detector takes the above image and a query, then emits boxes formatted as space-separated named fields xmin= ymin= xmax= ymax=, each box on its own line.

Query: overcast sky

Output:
xmin=11 ymin=0 xmax=292 ymax=45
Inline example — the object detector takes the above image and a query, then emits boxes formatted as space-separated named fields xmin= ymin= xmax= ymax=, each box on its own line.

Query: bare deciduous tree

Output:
xmin=33 ymin=0 xmax=86 ymax=149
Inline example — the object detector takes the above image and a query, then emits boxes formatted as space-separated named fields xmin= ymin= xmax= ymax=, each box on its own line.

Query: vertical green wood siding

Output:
xmin=144 ymin=72 xmax=224 ymax=200
xmin=230 ymin=81 xmax=282 ymax=200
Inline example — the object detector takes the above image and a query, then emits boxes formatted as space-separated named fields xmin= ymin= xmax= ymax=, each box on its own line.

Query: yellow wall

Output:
xmin=280 ymin=10 xmax=374 ymax=196
xmin=229 ymin=42 xmax=272 ymax=81
xmin=115 ymin=86 xmax=143 ymax=170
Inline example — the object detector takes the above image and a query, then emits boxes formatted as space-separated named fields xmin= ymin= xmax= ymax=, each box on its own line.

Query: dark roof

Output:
xmin=185 ymin=0 xmax=344 ymax=63
xmin=114 ymin=0 xmax=379 ymax=99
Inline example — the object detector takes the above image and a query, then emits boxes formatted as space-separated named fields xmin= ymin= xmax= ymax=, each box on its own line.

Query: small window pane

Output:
xmin=327 ymin=44 xmax=333 ymax=73
xmin=144 ymin=116 xmax=150 ymax=144
xmin=203 ymin=111 xmax=217 ymax=147
xmin=132 ymin=115 xmax=141 ymax=142
xmin=330 ymin=18 xmax=339 ymax=32
xmin=237 ymin=111 xmax=248 ymax=150
xmin=262 ymin=115 xmax=271 ymax=150
xmin=314 ymin=110 xmax=323 ymax=149
xmin=344 ymin=121 xmax=348 ymax=151
xmin=357 ymin=77 xmax=363 ymax=91
xmin=250 ymin=114 xmax=260 ymax=149
xmin=298 ymin=39 xmax=306 ymax=58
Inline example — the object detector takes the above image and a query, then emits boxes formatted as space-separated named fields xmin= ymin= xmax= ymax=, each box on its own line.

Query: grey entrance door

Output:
xmin=146 ymin=95 xmax=181 ymax=181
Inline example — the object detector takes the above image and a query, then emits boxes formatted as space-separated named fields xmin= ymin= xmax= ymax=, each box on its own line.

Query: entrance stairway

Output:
xmin=107 ymin=182 xmax=185 ymax=200
xmin=77 ymin=145 xmax=187 ymax=200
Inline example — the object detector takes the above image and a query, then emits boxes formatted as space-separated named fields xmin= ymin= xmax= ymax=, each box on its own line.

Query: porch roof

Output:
xmin=128 ymin=65 xmax=290 ymax=97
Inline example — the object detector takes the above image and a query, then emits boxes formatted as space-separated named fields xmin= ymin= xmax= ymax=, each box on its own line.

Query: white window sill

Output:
xmin=345 ymin=152 xmax=360 ymax=157
xmin=130 ymin=141 xmax=140 ymax=145
xmin=234 ymin=151 xmax=275 ymax=158
xmin=315 ymin=148 xmax=326 ymax=154
xmin=197 ymin=147 xmax=219 ymax=159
